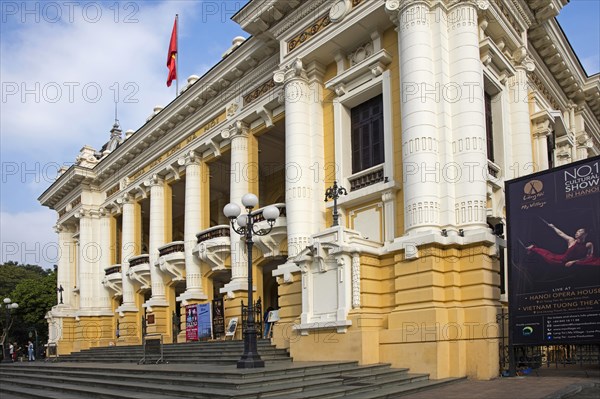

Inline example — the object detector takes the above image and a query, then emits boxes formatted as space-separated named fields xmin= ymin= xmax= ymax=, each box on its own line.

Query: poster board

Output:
xmin=506 ymin=156 xmax=600 ymax=346
xmin=197 ymin=303 xmax=212 ymax=340
xmin=225 ymin=317 xmax=238 ymax=340
xmin=212 ymin=298 xmax=225 ymax=339
xmin=185 ymin=305 xmax=198 ymax=342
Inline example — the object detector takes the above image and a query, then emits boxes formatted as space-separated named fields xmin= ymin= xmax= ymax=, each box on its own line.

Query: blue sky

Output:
xmin=0 ymin=0 xmax=598 ymax=268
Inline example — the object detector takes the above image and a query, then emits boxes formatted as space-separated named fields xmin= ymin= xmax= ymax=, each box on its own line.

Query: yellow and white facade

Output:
xmin=39 ymin=0 xmax=600 ymax=380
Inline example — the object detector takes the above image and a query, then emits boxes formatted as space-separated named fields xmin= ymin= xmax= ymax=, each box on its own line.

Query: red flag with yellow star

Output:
xmin=166 ymin=16 xmax=177 ymax=87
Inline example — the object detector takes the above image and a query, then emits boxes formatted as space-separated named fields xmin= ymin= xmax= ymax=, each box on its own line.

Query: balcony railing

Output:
xmin=348 ymin=164 xmax=385 ymax=191
xmin=104 ymin=265 xmax=121 ymax=276
xmin=251 ymin=203 xmax=287 ymax=224
xmin=128 ymin=255 xmax=150 ymax=267
xmin=197 ymin=226 xmax=230 ymax=243
xmin=158 ymin=241 xmax=184 ymax=257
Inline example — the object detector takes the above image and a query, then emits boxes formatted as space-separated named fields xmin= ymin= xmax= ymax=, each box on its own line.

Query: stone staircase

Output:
xmin=0 ymin=360 xmax=462 ymax=399
xmin=52 ymin=339 xmax=292 ymax=365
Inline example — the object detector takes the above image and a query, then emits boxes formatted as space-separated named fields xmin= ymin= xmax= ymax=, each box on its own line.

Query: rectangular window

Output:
xmin=484 ymin=92 xmax=494 ymax=162
xmin=351 ymin=95 xmax=384 ymax=174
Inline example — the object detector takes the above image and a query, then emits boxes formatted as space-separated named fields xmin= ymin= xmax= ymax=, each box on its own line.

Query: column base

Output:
xmin=220 ymin=280 xmax=252 ymax=298
xmin=176 ymin=290 xmax=208 ymax=304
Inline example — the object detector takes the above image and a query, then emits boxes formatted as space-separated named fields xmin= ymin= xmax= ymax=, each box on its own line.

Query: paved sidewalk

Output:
xmin=407 ymin=368 xmax=599 ymax=399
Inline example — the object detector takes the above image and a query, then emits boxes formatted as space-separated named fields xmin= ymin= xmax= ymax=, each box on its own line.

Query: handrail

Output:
xmin=128 ymin=255 xmax=150 ymax=267
xmin=104 ymin=265 xmax=122 ymax=276
xmin=196 ymin=225 xmax=230 ymax=243
xmin=158 ymin=241 xmax=185 ymax=257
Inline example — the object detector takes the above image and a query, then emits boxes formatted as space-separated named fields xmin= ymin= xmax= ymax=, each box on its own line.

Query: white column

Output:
xmin=448 ymin=1 xmax=488 ymax=231
xmin=307 ymin=62 xmax=326 ymax=234
xmin=387 ymin=1 xmax=441 ymax=235
xmin=55 ymin=224 xmax=74 ymax=307
xmin=117 ymin=196 xmax=138 ymax=313
xmin=96 ymin=210 xmax=113 ymax=311
xmin=75 ymin=209 xmax=94 ymax=311
xmin=222 ymin=121 xmax=250 ymax=294
xmin=179 ymin=153 xmax=207 ymax=301
xmin=508 ymin=59 xmax=535 ymax=177
xmin=274 ymin=59 xmax=314 ymax=257
xmin=532 ymin=119 xmax=552 ymax=171
xmin=145 ymin=175 xmax=168 ymax=306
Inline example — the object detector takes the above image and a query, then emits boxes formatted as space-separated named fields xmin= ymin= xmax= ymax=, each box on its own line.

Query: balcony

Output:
xmin=102 ymin=264 xmax=122 ymax=297
xmin=252 ymin=203 xmax=287 ymax=258
xmin=194 ymin=225 xmax=230 ymax=271
xmin=126 ymin=254 xmax=151 ymax=290
xmin=348 ymin=164 xmax=385 ymax=192
xmin=158 ymin=241 xmax=185 ymax=282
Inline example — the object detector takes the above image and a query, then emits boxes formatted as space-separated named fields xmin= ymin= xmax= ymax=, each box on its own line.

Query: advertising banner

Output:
xmin=197 ymin=303 xmax=212 ymax=340
xmin=507 ymin=156 xmax=600 ymax=346
xmin=185 ymin=304 xmax=198 ymax=342
xmin=212 ymin=298 xmax=225 ymax=339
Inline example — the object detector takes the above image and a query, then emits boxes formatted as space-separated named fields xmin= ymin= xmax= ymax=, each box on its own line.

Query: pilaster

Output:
xmin=144 ymin=174 xmax=169 ymax=307
xmin=386 ymin=0 xmax=442 ymax=235
xmin=273 ymin=58 xmax=314 ymax=258
xmin=75 ymin=209 xmax=94 ymax=311
xmin=447 ymin=0 xmax=489 ymax=231
xmin=116 ymin=194 xmax=139 ymax=314
xmin=178 ymin=151 xmax=208 ymax=302
xmin=96 ymin=208 xmax=113 ymax=312
xmin=221 ymin=121 xmax=250 ymax=296
xmin=55 ymin=223 xmax=75 ymax=308
xmin=508 ymin=47 xmax=536 ymax=176
xmin=531 ymin=113 xmax=554 ymax=171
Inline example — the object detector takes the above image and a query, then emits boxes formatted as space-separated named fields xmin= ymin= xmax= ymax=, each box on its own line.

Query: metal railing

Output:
xmin=128 ymin=255 xmax=150 ymax=267
xmin=158 ymin=241 xmax=185 ymax=257
xmin=196 ymin=225 xmax=230 ymax=243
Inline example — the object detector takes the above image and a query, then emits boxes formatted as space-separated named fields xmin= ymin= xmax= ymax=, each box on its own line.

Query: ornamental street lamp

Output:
xmin=224 ymin=193 xmax=280 ymax=369
xmin=56 ymin=285 xmax=64 ymax=305
xmin=2 ymin=298 xmax=19 ymax=363
xmin=324 ymin=181 xmax=347 ymax=227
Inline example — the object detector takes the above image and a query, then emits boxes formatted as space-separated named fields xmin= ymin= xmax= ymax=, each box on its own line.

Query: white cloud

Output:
xmin=0 ymin=1 xmax=199 ymax=157
xmin=0 ymin=209 xmax=57 ymax=268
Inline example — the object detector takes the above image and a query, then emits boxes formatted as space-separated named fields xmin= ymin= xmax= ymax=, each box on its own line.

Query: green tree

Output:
xmin=1 ymin=263 xmax=56 ymax=359
xmin=0 ymin=261 xmax=47 ymax=299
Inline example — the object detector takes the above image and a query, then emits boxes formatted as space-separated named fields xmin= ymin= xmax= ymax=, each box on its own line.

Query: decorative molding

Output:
xmin=273 ymin=0 xmax=330 ymax=37
xmin=286 ymin=0 xmax=365 ymax=53
xmin=243 ymin=79 xmax=276 ymax=106
xmin=351 ymin=253 xmax=360 ymax=309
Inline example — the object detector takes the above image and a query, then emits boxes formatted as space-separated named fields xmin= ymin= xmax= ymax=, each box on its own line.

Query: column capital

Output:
xmin=144 ymin=173 xmax=163 ymax=188
xmin=53 ymin=224 xmax=64 ymax=233
xmin=177 ymin=150 xmax=202 ymax=167
xmin=533 ymin=119 xmax=553 ymax=138
xmin=513 ymin=46 xmax=536 ymax=73
xmin=273 ymin=58 xmax=308 ymax=86
xmin=74 ymin=209 xmax=86 ymax=219
xmin=221 ymin=120 xmax=249 ymax=140
xmin=116 ymin=193 xmax=134 ymax=205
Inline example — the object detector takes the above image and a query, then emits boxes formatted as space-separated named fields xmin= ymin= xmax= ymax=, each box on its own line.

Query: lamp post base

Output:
xmin=237 ymin=356 xmax=265 ymax=369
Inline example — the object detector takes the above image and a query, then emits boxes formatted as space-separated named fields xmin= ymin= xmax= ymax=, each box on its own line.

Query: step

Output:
xmin=0 ymin=370 xmax=347 ymax=399
xmin=0 ymin=362 xmax=454 ymax=399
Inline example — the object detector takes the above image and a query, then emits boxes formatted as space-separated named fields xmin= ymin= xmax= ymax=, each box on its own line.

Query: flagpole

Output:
xmin=175 ymin=14 xmax=179 ymax=97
